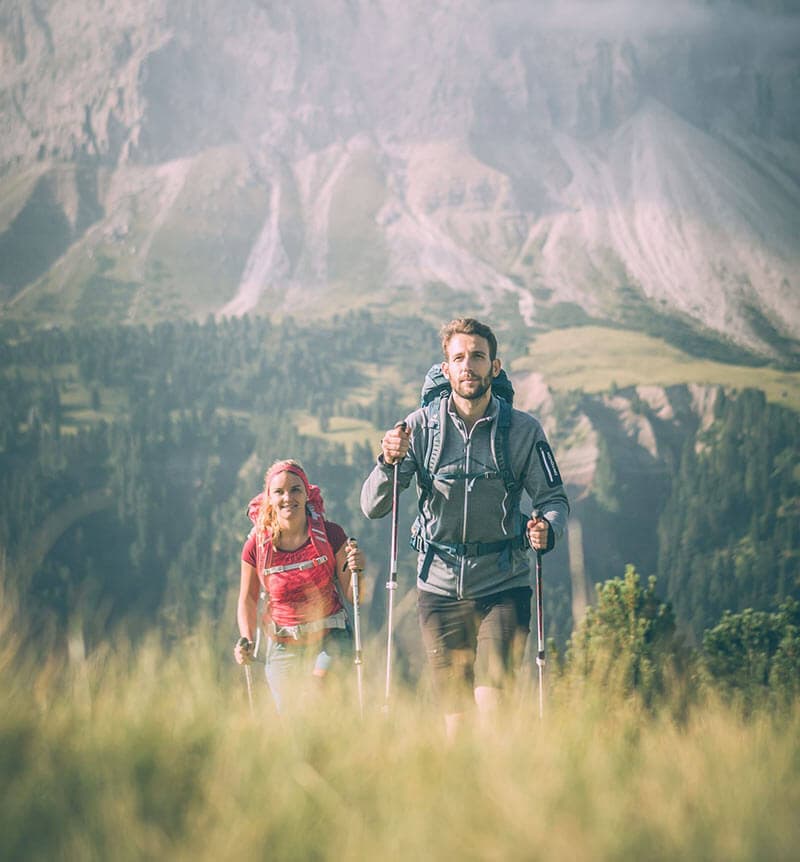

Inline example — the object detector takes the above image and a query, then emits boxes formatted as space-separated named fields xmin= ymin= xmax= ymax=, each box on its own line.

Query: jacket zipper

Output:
xmin=458 ymin=434 xmax=471 ymax=599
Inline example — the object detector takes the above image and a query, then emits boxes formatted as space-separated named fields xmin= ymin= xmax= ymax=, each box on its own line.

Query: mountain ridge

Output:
xmin=1 ymin=0 xmax=798 ymax=364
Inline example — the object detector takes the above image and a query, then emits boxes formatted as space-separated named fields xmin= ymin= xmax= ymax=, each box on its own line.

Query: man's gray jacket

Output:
xmin=360 ymin=394 xmax=570 ymax=600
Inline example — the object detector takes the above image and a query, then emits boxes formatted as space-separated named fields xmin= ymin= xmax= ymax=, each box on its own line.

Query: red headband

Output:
xmin=266 ymin=461 xmax=309 ymax=493
xmin=264 ymin=462 xmax=325 ymax=516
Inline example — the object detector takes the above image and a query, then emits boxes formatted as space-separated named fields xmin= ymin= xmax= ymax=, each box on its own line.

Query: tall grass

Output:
xmin=2 ymin=620 xmax=798 ymax=862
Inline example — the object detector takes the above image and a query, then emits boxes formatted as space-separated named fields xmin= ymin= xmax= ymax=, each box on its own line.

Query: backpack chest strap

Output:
xmin=262 ymin=554 xmax=329 ymax=576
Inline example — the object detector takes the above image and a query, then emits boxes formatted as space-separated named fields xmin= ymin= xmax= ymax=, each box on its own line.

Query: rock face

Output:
xmin=1 ymin=0 xmax=799 ymax=360
xmin=541 ymin=380 xmax=725 ymax=631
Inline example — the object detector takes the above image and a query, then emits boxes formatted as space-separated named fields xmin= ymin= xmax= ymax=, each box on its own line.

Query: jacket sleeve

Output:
xmin=360 ymin=438 xmax=419 ymax=520
xmin=521 ymin=422 xmax=570 ymax=544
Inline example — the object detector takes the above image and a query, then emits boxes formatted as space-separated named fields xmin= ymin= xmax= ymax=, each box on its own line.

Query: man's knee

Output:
xmin=474 ymin=685 xmax=501 ymax=713
xmin=475 ymin=638 xmax=510 ymax=689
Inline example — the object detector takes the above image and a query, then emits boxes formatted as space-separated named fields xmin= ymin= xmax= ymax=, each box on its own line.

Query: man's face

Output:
xmin=441 ymin=333 xmax=501 ymax=401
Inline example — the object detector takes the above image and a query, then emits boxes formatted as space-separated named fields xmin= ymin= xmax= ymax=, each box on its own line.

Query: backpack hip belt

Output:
xmin=268 ymin=608 xmax=348 ymax=641
xmin=410 ymin=532 xmax=525 ymax=558
xmin=412 ymin=532 xmax=526 ymax=585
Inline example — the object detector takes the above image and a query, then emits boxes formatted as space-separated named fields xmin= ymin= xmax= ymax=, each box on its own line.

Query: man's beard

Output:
xmin=453 ymin=374 xmax=492 ymax=400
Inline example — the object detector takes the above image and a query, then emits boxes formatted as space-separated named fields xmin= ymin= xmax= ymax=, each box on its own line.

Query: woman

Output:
xmin=234 ymin=459 xmax=365 ymax=712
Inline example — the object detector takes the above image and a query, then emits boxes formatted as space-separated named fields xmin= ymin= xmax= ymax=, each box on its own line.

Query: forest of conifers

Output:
xmin=1 ymin=313 xmax=797 ymax=681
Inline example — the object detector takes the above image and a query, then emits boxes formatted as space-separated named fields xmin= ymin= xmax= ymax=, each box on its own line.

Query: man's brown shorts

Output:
xmin=417 ymin=586 xmax=532 ymax=711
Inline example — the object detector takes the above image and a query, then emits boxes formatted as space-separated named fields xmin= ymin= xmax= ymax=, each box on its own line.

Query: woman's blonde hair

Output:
xmin=256 ymin=458 xmax=307 ymax=543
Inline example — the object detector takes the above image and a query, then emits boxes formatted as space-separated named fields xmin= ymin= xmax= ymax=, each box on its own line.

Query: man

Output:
xmin=360 ymin=317 xmax=569 ymax=737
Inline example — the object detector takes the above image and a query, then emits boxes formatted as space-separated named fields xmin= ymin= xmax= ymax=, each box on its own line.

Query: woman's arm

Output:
xmin=234 ymin=561 xmax=259 ymax=664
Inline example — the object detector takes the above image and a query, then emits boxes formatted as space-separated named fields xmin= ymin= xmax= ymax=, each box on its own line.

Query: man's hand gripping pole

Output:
xmin=531 ymin=509 xmax=546 ymax=720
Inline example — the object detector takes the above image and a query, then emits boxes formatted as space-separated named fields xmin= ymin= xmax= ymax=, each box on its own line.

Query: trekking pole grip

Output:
xmin=236 ymin=637 xmax=255 ymax=714
xmin=347 ymin=538 xmax=363 ymax=653
xmin=347 ymin=536 xmax=363 ymax=575
xmin=531 ymin=509 xmax=546 ymax=657
xmin=388 ymin=420 xmax=406 ymax=583
xmin=530 ymin=509 xmax=546 ymax=718
xmin=348 ymin=537 xmax=366 ymax=718
xmin=385 ymin=420 xmax=408 ymax=466
xmin=347 ymin=538 xmax=363 ymax=608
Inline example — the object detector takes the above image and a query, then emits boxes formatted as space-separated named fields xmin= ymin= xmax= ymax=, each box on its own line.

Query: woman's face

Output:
xmin=268 ymin=470 xmax=308 ymax=527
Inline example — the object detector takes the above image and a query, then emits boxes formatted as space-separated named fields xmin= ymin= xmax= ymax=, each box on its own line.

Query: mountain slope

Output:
xmin=0 ymin=0 xmax=798 ymax=361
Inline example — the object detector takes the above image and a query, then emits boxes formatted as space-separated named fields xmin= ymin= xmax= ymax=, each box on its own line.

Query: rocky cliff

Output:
xmin=1 ymin=0 xmax=798 ymax=361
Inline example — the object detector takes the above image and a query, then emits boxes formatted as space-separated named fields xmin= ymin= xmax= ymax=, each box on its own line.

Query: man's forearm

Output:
xmin=360 ymin=460 xmax=398 ymax=519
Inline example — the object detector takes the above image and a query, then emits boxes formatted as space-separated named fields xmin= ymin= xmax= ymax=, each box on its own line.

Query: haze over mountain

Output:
xmin=1 ymin=0 xmax=799 ymax=362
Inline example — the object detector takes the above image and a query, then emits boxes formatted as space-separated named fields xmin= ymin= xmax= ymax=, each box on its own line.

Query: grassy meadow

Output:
xmin=515 ymin=326 xmax=800 ymax=412
xmin=3 ymin=612 xmax=799 ymax=862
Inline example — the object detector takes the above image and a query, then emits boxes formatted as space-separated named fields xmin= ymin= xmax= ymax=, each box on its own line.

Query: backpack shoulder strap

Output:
xmin=417 ymin=395 xmax=447 ymax=499
xmin=493 ymin=398 xmax=520 ymax=497
xmin=307 ymin=509 xmax=336 ymax=567
xmin=309 ymin=513 xmax=351 ymax=626
xmin=254 ymin=528 xmax=274 ymax=591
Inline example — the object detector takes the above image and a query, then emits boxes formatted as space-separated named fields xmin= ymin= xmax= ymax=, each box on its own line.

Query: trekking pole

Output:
xmin=348 ymin=537 xmax=365 ymax=719
xmin=532 ymin=510 xmax=546 ymax=720
xmin=384 ymin=420 xmax=407 ymax=711
xmin=238 ymin=636 xmax=255 ymax=715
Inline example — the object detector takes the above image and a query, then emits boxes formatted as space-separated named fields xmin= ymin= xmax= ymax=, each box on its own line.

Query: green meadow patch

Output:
xmin=292 ymin=411 xmax=383 ymax=459
xmin=59 ymin=378 xmax=124 ymax=429
xmin=516 ymin=326 xmax=800 ymax=411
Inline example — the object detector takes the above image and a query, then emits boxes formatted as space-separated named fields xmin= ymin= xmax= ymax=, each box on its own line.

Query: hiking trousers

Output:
xmin=264 ymin=628 xmax=351 ymax=713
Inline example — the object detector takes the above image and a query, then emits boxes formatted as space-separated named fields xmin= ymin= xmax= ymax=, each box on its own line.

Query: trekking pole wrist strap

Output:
xmin=528 ymin=514 xmax=555 ymax=553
